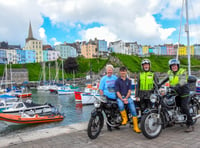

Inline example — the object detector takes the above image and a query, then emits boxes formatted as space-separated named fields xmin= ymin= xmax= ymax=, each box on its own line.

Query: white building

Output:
xmin=48 ymin=50 xmax=60 ymax=61
xmin=125 ymin=42 xmax=139 ymax=55
xmin=6 ymin=49 xmax=17 ymax=64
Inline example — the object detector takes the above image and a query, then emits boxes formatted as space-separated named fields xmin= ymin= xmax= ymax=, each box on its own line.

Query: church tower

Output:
xmin=24 ymin=21 xmax=43 ymax=63
xmin=26 ymin=22 xmax=35 ymax=43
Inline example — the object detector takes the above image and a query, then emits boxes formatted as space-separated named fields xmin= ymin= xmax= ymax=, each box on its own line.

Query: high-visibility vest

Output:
xmin=140 ymin=72 xmax=154 ymax=90
xmin=167 ymin=68 xmax=187 ymax=86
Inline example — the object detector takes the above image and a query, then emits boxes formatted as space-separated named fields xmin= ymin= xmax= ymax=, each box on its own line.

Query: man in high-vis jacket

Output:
xmin=160 ymin=59 xmax=194 ymax=132
xmin=136 ymin=59 xmax=159 ymax=112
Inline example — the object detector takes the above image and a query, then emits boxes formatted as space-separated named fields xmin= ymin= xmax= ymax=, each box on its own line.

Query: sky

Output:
xmin=1 ymin=0 xmax=200 ymax=47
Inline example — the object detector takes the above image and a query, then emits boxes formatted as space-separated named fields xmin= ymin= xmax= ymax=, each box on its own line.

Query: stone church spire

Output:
xmin=26 ymin=21 xmax=35 ymax=43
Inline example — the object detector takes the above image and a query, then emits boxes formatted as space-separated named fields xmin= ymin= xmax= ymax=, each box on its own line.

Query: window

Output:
xmin=16 ymin=103 xmax=24 ymax=108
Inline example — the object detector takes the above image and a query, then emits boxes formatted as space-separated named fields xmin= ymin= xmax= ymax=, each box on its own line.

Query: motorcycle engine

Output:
xmin=163 ymin=95 xmax=176 ymax=108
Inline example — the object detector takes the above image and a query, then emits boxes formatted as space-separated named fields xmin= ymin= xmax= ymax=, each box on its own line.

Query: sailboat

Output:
xmin=37 ymin=62 xmax=50 ymax=91
xmin=56 ymin=60 xmax=79 ymax=95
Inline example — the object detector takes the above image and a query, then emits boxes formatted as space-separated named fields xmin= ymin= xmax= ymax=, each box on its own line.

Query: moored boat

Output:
xmin=56 ymin=85 xmax=79 ymax=95
xmin=3 ymin=100 xmax=56 ymax=115
xmin=16 ymin=93 xmax=32 ymax=98
xmin=0 ymin=112 xmax=64 ymax=124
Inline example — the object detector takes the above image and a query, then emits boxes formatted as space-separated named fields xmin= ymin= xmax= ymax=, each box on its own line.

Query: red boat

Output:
xmin=0 ymin=113 xmax=64 ymax=124
xmin=16 ymin=93 xmax=32 ymax=98
xmin=74 ymin=91 xmax=82 ymax=101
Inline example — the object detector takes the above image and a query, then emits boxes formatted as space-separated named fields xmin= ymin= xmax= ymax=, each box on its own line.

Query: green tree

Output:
xmin=63 ymin=57 xmax=78 ymax=73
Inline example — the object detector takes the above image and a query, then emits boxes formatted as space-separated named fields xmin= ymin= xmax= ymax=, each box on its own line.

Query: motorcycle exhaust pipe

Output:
xmin=106 ymin=120 xmax=121 ymax=127
xmin=192 ymin=114 xmax=200 ymax=120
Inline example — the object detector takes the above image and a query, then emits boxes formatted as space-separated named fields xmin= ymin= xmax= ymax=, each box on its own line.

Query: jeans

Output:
xmin=117 ymin=98 xmax=137 ymax=116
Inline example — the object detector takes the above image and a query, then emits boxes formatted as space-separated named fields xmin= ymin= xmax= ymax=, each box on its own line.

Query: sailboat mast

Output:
xmin=62 ymin=59 xmax=64 ymax=85
xmin=185 ymin=0 xmax=191 ymax=75
xmin=48 ymin=62 xmax=51 ymax=84
xmin=43 ymin=62 xmax=46 ymax=82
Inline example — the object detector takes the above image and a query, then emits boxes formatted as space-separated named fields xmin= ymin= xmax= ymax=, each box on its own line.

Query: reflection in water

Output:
xmin=0 ymin=89 xmax=94 ymax=136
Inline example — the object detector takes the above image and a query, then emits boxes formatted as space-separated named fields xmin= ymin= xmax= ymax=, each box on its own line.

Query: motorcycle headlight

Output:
xmin=94 ymin=101 xmax=100 ymax=108
xmin=150 ymin=94 xmax=157 ymax=103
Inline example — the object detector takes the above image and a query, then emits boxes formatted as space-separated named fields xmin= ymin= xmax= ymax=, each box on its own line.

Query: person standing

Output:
xmin=135 ymin=59 xmax=159 ymax=112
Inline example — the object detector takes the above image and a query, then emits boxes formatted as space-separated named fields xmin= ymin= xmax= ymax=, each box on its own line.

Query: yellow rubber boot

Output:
xmin=120 ymin=110 xmax=128 ymax=125
xmin=133 ymin=117 xmax=141 ymax=133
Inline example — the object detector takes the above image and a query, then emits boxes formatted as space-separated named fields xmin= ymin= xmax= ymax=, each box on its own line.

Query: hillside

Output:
xmin=114 ymin=54 xmax=200 ymax=73
xmin=0 ymin=54 xmax=199 ymax=81
xmin=0 ymin=57 xmax=108 ymax=81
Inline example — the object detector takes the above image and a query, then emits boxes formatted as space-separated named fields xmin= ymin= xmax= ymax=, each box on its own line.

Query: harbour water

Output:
xmin=0 ymin=89 xmax=94 ymax=136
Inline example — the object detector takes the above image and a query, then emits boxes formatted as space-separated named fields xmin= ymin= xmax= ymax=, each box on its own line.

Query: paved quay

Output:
xmin=1 ymin=121 xmax=200 ymax=148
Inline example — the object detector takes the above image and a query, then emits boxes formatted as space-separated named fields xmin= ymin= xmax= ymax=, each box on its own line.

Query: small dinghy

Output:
xmin=0 ymin=112 xmax=64 ymax=124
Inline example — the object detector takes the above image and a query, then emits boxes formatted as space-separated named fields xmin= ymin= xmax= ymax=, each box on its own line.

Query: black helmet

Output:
xmin=168 ymin=59 xmax=180 ymax=70
xmin=141 ymin=59 xmax=151 ymax=71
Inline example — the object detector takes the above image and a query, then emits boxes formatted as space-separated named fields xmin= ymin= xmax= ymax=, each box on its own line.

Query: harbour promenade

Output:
xmin=1 ymin=121 xmax=200 ymax=148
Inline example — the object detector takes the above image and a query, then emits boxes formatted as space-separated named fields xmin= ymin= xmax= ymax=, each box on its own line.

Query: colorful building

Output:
xmin=98 ymin=39 xmax=107 ymax=52
xmin=178 ymin=45 xmax=187 ymax=56
xmin=81 ymin=40 xmax=97 ymax=58
xmin=153 ymin=45 xmax=161 ymax=55
xmin=138 ymin=45 xmax=143 ymax=56
xmin=43 ymin=50 xmax=48 ymax=62
xmin=142 ymin=46 xmax=149 ymax=55
xmin=190 ymin=45 xmax=194 ymax=56
xmin=16 ymin=50 xmax=35 ymax=64
xmin=55 ymin=44 xmax=77 ymax=59
xmin=166 ymin=44 xmax=176 ymax=55
xmin=16 ymin=49 xmax=25 ymax=64
xmin=160 ymin=45 xmax=167 ymax=55
xmin=0 ymin=49 xmax=7 ymax=64
xmin=148 ymin=47 xmax=154 ymax=54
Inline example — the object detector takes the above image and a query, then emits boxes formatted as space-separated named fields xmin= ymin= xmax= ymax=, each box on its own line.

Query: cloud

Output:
xmin=1 ymin=0 xmax=200 ymax=47
xmin=159 ymin=28 xmax=176 ymax=40
xmin=35 ymin=0 xmax=181 ymax=45
xmin=50 ymin=37 xmax=62 ymax=46
xmin=79 ymin=26 xmax=118 ymax=43
xmin=39 ymin=27 xmax=47 ymax=44
xmin=0 ymin=0 xmax=43 ymax=46
xmin=189 ymin=24 xmax=200 ymax=43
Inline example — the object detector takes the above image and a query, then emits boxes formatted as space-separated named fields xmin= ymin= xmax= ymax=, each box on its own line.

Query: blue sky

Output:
xmin=0 ymin=0 xmax=200 ymax=47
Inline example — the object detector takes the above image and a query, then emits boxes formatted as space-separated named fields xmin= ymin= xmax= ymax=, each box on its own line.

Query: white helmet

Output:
xmin=141 ymin=59 xmax=151 ymax=71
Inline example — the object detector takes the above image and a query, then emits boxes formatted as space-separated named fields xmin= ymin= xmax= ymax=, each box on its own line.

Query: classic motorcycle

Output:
xmin=87 ymin=95 xmax=141 ymax=139
xmin=140 ymin=77 xmax=200 ymax=139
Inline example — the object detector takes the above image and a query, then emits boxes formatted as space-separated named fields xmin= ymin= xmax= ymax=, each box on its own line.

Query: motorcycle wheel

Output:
xmin=189 ymin=104 xmax=198 ymax=125
xmin=141 ymin=112 xmax=162 ymax=139
xmin=87 ymin=113 xmax=104 ymax=139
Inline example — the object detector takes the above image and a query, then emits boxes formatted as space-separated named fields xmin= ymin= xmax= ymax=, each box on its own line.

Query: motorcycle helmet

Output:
xmin=168 ymin=59 xmax=180 ymax=71
xmin=141 ymin=59 xmax=151 ymax=71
